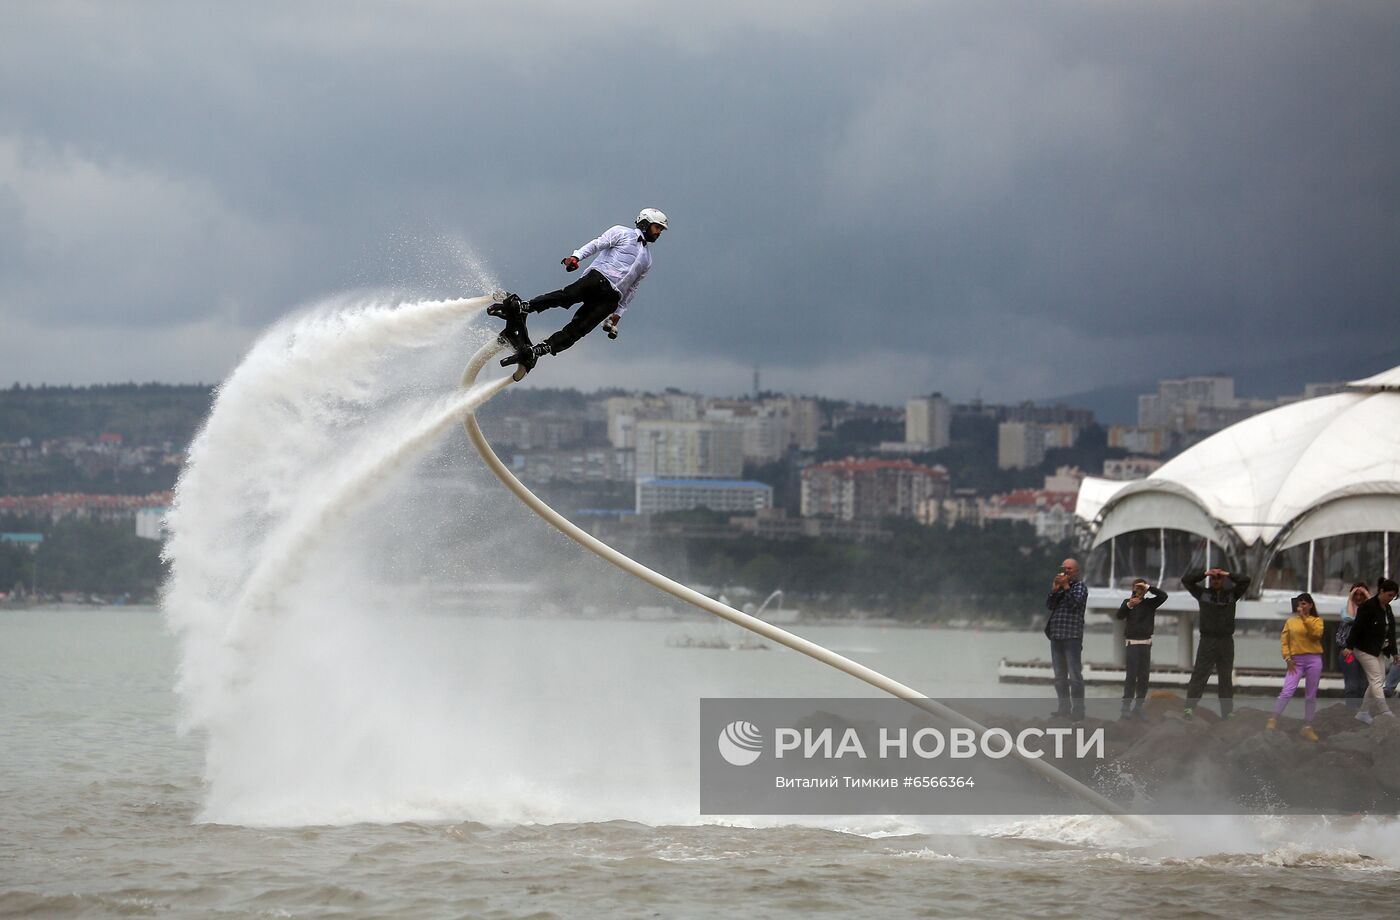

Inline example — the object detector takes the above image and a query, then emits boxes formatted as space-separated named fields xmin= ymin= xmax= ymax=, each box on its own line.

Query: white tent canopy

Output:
xmin=1078 ymin=367 xmax=1400 ymax=555
xmin=1278 ymin=492 xmax=1400 ymax=549
xmin=1349 ymin=366 xmax=1400 ymax=391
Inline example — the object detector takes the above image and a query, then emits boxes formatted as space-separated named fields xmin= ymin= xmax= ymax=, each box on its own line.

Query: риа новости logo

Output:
xmin=717 ymin=720 xmax=763 ymax=766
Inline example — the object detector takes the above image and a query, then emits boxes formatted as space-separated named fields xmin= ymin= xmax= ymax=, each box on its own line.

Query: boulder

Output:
xmin=1313 ymin=701 xmax=1366 ymax=737
xmin=1327 ymin=730 xmax=1374 ymax=761
xmin=1117 ymin=717 xmax=1218 ymax=778
xmin=1292 ymin=750 xmax=1383 ymax=813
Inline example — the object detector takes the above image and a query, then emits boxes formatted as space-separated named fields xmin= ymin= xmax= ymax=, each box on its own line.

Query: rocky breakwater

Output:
xmin=1076 ymin=697 xmax=1400 ymax=813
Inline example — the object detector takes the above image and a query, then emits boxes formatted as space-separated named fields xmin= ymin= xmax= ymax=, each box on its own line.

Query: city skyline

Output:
xmin=3 ymin=3 xmax=1398 ymax=404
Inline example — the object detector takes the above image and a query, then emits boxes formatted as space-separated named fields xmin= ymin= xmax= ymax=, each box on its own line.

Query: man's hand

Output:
xmin=1052 ymin=573 xmax=1069 ymax=591
xmin=602 ymin=314 xmax=620 ymax=339
xmin=1285 ymin=658 xmax=1296 ymax=676
xmin=562 ymin=256 xmax=580 ymax=272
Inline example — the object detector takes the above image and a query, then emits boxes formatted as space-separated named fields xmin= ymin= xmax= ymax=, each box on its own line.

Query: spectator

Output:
xmin=1045 ymin=557 xmax=1088 ymax=721
xmin=1181 ymin=566 xmax=1251 ymax=720
xmin=1115 ymin=578 xmax=1167 ymax=720
xmin=1336 ymin=581 xmax=1370 ymax=708
xmin=1345 ymin=577 xmax=1399 ymax=725
xmin=1266 ymin=593 xmax=1324 ymax=741
xmin=1384 ymin=594 xmax=1400 ymax=696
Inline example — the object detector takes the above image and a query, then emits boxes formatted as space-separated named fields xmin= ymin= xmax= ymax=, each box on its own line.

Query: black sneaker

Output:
xmin=530 ymin=342 xmax=552 ymax=359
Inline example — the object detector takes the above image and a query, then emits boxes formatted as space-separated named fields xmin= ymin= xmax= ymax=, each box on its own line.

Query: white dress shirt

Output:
xmin=572 ymin=225 xmax=652 ymax=317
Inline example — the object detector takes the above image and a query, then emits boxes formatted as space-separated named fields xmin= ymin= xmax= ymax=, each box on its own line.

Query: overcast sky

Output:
xmin=2 ymin=1 xmax=1397 ymax=404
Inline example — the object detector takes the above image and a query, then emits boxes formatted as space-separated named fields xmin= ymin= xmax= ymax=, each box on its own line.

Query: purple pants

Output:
xmin=1273 ymin=653 xmax=1323 ymax=722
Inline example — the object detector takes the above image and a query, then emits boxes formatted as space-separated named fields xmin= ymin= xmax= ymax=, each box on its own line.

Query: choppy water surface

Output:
xmin=3 ymin=607 xmax=1397 ymax=919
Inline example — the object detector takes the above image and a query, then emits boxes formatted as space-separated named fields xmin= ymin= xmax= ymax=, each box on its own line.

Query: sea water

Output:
xmin=3 ymin=607 xmax=1397 ymax=919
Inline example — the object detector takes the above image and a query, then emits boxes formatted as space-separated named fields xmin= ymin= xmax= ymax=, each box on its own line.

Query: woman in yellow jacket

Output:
xmin=1267 ymin=593 xmax=1324 ymax=740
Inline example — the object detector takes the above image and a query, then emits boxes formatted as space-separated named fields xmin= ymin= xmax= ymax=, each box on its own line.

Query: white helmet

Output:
xmin=636 ymin=208 xmax=668 ymax=229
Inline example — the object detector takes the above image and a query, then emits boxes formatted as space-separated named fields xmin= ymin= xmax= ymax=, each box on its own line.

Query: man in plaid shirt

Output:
xmin=1045 ymin=558 xmax=1088 ymax=720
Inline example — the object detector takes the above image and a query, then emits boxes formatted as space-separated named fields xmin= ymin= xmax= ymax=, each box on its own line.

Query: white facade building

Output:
xmin=905 ymin=395 xmax=951 ymax=451
xmin=634 ymin=420 xmax=744 ymax=479
xmin=704 ymin=403 xmax=790 ymax=463
xmin=636 ymin=478 xmax=773 ymax=514
xmin=605 ymin=396 xmax=646 ymax=449
xmin=135 ymin=507 xmax=168 ymax=541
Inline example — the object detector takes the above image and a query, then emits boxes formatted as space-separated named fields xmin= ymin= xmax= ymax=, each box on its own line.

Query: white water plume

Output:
xmin=159 ymin=286 xmax=713 ymax=828
xmin=163 ymin=293 xmax=497 ymax=740
xmin=224 ymin=375 xmax=511 ymax=653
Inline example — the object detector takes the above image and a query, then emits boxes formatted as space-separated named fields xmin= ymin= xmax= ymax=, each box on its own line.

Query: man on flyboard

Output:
xmin=490 ymin=208 xmax=668 ymax=375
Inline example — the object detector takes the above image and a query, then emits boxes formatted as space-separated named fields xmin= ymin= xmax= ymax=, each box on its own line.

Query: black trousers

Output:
xmin=1122 ymin=643 xmax=1152 ymax=701
xmin=529 ymin=271 xmax=621 ymax=354
xmin=1185 ymin=635 xmax=1235 ymax=716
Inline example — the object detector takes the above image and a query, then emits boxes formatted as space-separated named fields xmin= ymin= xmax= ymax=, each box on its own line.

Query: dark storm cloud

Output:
xmin=2 ymin=2 xmax=1397 ymax=400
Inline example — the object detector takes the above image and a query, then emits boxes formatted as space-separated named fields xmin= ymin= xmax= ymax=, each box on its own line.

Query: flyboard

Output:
xmin=486 ymin=293 xmax=537 ymax=380
xmin=463 ymin=295 xmax=1146 ymax=827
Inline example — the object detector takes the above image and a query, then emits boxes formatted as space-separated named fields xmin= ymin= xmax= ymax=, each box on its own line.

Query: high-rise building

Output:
xmin=997 ymin=422 xmax=1045 ymax=470
xmin=704 ymin=402 xmax=790 ymax=463
xmin=605 ymin=396 xmax=647 ymax=448
xmin=634 ymin=420 xmax=744 ymax=479
xmin=661 ymin=392 xmax=702 ymax=421
xmin=905 ymin=394 xmax=951 ymax=451
xmin=1137 ymin=394 xmax=1161 ymax=430
xmin=1038 ymin=423 xmax=1080 ymax=450
xmin=773 ymin=397 xmax=821 ymax=451
xmin=800 ymin=458 xmax=948 ymax=521
xmin=1138 ymin=376 xmax=1236 ymax=432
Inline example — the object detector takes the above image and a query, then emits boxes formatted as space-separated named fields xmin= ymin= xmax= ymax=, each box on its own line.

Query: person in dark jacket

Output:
xmin=1345 ymin=577 xmax=1399 ymax=724
xmin=1115 ymin=579 xmax=1167 ymax=719
xmin=1044 ymin=558 xmax=1088 ymax=721
xmin=1181 ymin=566 xmax=1251 ymax=719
